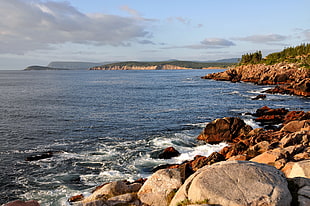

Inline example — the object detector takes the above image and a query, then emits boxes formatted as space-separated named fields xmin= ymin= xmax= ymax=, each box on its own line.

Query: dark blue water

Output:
xmin=0 ymin=70 xmax=309 ymax=205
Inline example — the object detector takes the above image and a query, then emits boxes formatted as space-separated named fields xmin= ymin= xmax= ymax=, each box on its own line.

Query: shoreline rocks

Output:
xmin=6 ymin=106 xmax=309 ymax=206
xmin=202 ymin=63 xmax=310 ymax=97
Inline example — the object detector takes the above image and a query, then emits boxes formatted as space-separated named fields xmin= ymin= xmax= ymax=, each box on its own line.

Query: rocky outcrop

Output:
xmin=197 ymin=117 xmax=252 ymax=144
xmin=169 ymin=161 xmax=292 ymax=206
xmin=202 ymin=63 xmax=310 ymax=96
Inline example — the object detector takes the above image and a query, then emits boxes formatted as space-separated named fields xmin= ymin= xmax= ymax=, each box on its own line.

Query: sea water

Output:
xmin=0 ymin=69 xmax=309 ymax=205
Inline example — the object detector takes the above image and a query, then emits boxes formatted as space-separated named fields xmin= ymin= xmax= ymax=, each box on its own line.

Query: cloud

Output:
xmin=165 ymin=38 xmax=235 ymax=49
xmin=0 ymin=0 xmax=150 ymax=54
xmin=234 ymin=34 xmax=287 ymax=43
xmin=167 ymin=17 xmax=191 ymax=25
xmin=138 ymin=39 xmax=156 ymax=45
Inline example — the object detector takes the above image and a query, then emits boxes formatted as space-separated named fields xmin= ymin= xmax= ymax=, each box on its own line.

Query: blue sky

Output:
xmin=0 ymin=0 xmax=309 ymax=69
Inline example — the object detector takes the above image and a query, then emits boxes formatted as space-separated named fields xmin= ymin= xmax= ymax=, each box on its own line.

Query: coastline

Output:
xmin=4 ymin=64 xmax=310 ymax=206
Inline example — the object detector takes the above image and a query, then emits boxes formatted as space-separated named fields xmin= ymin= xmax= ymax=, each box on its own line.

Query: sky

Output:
xmin=0 ymin=0 xmax=309 ymax=70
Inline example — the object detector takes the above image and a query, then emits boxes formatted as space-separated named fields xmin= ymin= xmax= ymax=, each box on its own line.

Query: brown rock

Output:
xmin=250 ymin=148 xmax=286 ymax=167
xmin=197 ymin=117 xmax=252 ymax=144
xmin=158 ymin=147 xmax=180 ymax=159
xmin=284 ymin=111 xmax=306 ymax=124
xmin=190 ymin=152 xmax=225 ymax=171
xmin=68 ymin=194 xmax=84 ymax=203
xmin=3 ymin=200 xmax=40 ymax=206
xmin=281 ymin=120 xmax=310 ymax=133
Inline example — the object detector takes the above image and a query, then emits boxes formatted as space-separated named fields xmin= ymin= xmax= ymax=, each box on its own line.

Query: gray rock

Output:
xmin=138 ymin=168 xmax=183 ymax=206
xmin=169 ymin=161 xmax=292 ymax=206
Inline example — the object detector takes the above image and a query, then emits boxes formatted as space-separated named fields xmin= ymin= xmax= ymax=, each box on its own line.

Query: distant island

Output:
xmin=24 ymin=66 xmax=69 ymax=71
xmin=24 ymin=58 xmax=239 ymax=71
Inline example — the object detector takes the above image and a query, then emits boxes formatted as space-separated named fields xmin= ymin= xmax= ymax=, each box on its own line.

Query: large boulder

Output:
xmin=138 ymin=168 xmax=184 ymax=206
xmin=169 ymin=161 xmax=292 ymax=206
xmin=197 ymin=117 xmax=252 ymax=144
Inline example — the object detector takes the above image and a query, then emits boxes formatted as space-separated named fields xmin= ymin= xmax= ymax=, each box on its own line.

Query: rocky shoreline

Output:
xmin=6 ymin=106 xmax=309 ymax=206
xmin=202 ymin=63 xmax=310 ymax=97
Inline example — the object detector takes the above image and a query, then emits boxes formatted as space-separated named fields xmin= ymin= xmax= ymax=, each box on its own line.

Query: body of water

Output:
xmin=0 ymin=69 xmax=309 ymax=205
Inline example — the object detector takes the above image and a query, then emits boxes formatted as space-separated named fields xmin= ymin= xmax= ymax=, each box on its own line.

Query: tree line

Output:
xmin=239 ymin=43 xmax=310 ymax=67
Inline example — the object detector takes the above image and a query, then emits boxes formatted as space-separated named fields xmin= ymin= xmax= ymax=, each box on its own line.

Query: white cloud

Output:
xmin=0 ymin=0 xmax=150 ymax=54
xmin=167 ymin=38 xmax=235 ymax=49
xmin=234 ymin=34 xmax=287 ymax=43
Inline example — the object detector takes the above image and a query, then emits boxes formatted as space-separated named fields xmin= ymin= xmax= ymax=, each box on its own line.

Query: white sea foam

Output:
xmin=243 ymin=118 xmax=260 ymax=129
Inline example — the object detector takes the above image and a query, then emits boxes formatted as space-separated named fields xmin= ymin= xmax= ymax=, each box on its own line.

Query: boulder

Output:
xmin=169 ymin=161 xmax=292 ymax=206
xmin=197 ymin=117 xmax=252 ymax=144
xmin=3 ymin=200 xmax=40 ymax=206
xmin=190 ymin=152 xmax=225 ymax=171
xmin=285 ymin=160 xmax=310 ymax=178
xmin=158 ymin=147 xmax=181 ymax=159
xmin=82 ymin=180 xmax=142 ymax=203
xmin=138 ymin=168 xmax=183 ymax=206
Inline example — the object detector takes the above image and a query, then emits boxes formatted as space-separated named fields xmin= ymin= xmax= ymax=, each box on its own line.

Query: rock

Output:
xmin=158 ymin=147 xmax=181 ymax=159
xmin=105 ymin=193 xmax=141 ymax=206
xmin=280 ymin=120 xmax=310 ymax=133
xmin=197 ymin=117 xmax=252 ymax=144
xmin=250 ymin=148 xmax=286 ymax=169
xmin=3 ymin=200 xmax=40 ymax=206
xmin=285 ymin=160 xmax=310 ymax=178
xmin=169 ymin=161 xmax=292 ymax=206
xmin=68 ymin=194 xmax=84 ymax=203
xmin=25 ymin=151 xmax=54 ymax=161
xmin=82 ymin=180 xmax=142 ymax=203
xmin=190 ymin=152 xmax=225 ymax=171
xmin=280 ymin=130 xmax=310 ymax=147
xmin=251 ymin=94 xmax=266 ymax=100
xmin=287 ymin=177 xmax=310 ymax=206
xmin=138 ymin=168 xmax=183 ymax=206
xmin=284 ymin=111 xmax=306 ymax=124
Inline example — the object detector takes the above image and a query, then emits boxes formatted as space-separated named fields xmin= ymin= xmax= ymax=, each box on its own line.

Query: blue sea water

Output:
xmin=0 ymin=69 xmax=309 ymax=205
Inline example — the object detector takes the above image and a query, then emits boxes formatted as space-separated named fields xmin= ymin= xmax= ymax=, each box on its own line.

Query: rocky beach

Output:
xmin=5 ymin=61 xmax=310 ymax=206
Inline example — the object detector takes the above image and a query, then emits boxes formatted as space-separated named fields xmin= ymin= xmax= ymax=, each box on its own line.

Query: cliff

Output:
xmin=90 ymin=64 xmax=193 ymax=70
xmin=202 ymin=62 xmax=310 ymax=97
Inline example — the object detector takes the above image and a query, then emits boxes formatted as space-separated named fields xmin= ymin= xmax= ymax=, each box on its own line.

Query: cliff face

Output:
xmin=202 ymin=63 xmax=310 ymax=97
xmin=90 ymin=65 xmax=192 ymax=70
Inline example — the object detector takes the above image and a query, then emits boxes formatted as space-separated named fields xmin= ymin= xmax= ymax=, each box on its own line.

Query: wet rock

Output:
xmin=197 ymin=117 xmax=252 ymax=144
xmin=251 ymin=94 xmax=266 ymax=100
xmin=25 ymin=151 xmax=54 ymax=161
xmin=158 ymin=147 xmax=180 ymax=159
xmin=169 ymin=161 xmax=292 ymax=206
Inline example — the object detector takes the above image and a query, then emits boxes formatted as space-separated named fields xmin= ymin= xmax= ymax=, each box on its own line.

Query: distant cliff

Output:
xmin=89 ymin=60 xmax=235 ymax=70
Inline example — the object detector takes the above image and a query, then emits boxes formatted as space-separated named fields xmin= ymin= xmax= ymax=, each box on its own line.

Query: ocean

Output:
xmin=0 ymin=69 xmax=309 ymax=205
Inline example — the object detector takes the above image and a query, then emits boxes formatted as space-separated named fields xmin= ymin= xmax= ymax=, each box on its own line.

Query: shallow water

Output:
xmin=0 ymin=69 xmax=309 ymax=205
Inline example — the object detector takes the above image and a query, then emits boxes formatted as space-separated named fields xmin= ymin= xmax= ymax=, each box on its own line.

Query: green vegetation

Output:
xmin=97 ymin=60 xmax=235 ymax=69
xmin=239 ymin=43 xmax=310 ymax=68
xmin=239 ymin=51 xmax=262 ymax=65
